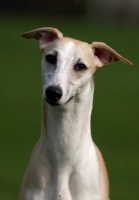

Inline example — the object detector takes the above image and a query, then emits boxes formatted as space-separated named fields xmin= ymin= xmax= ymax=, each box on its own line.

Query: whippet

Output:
xmin=18 ymin=27 xmax=132 ymax=200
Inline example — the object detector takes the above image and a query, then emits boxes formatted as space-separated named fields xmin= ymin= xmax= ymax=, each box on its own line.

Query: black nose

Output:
xmin=45 ymin=85 xmax=63 ymax=102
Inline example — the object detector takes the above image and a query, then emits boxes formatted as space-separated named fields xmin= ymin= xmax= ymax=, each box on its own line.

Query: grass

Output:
xmin=0 ymin=13 xmax=139 ymax=200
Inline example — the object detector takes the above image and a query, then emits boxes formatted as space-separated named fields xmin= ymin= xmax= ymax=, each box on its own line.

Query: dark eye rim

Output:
xmin=74 ymin=63 xmax=88 ymax=71
xmin=45 ymin=54 xmax=57 ymax=64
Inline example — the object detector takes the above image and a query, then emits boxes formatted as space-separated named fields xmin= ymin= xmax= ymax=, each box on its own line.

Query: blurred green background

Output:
xmin=0 ymin=1 xmax=139 ymax=199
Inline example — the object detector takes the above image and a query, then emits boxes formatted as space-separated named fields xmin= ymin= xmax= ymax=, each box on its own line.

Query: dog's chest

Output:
xmin=26 ymin=153 xmax=100 ymax=200
xmin=26 ymin=172 xmax=100 ymax=200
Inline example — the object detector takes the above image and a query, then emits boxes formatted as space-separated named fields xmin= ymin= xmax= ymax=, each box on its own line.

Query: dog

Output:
xmin=18 ymin=27 xmax=132 ymax=200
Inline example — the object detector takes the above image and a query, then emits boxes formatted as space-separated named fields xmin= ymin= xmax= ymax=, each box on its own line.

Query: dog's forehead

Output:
xmin=44 ymin=37 xmax=92 ymax=55
xmin=57 ymin=39 xmax=75 ymax=53
xmin=57 ymin=37 xmax=90 ymax=51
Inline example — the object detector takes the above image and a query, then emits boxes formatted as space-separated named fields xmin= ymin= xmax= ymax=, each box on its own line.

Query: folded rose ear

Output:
xmin=92 ymin=42 xmax=132 ymax=67
xmin=22 ymin=27 xmax=63 ymax=50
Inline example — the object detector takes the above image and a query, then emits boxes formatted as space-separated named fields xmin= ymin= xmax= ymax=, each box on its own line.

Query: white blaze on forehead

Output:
xmin=64 ymin=41 xmax=75 ymax=51
xmin=62 ymin=41 xmax=75 ymax=60
xmin=58 ymin=41 xmax=75 ymax=71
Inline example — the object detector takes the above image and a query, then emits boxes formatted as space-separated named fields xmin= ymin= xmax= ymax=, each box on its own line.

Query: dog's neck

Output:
xmin=40 ymin=79 xmax=94 ymax=168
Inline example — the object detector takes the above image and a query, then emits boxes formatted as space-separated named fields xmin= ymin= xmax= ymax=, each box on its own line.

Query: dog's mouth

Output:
xmin=45 ymin=96 xmax=73 ymax=106
xmin=46 ymin=101 xmax=60 ymax=106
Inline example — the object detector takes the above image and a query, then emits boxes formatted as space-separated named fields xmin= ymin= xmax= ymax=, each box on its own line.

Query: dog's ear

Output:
xmin=92 ymin=42 xmax=132 ymax=67
xmin=22 ymin=27 xmax=63 ymax=50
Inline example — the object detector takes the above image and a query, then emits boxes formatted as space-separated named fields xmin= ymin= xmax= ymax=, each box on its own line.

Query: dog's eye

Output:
xmin=74 ymin=63 xmax=87 ymax=71
xmin=45 ymin=54 xmax=57 ymax=64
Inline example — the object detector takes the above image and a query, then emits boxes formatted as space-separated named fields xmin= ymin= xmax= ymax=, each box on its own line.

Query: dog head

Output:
xmin=22 ymin=27 xmax=132 ymax=106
